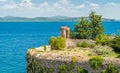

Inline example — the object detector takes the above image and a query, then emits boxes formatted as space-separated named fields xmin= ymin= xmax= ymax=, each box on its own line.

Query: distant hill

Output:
xmin=0 ymin=16 xmax=116 ymax=22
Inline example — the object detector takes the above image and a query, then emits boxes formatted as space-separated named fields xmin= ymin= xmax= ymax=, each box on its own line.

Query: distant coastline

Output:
xmin=0 ymin=16 xmax=117 ymax=22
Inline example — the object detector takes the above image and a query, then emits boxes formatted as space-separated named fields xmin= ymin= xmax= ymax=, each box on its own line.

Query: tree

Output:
xmin=89 ymin=11 xmax=104 ymax=39
xmin=74 ymin=17 xmax=91 ymax=39
xmin=74 ymin=11 xmax=104 ymax=39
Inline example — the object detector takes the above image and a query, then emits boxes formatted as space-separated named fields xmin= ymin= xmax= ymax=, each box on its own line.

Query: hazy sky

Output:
xmin=0 ymin=0 xmax=120 ymax=19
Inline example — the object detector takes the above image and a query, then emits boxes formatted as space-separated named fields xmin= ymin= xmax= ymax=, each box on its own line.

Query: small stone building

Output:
xmin=60 ymin=26 xmax=70 ymax=38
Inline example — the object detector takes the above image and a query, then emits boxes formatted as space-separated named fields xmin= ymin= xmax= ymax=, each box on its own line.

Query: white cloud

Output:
xmin=39 ymin=2 xmax=49 ymax=8
xmin=106 ymin=2 xmax=120 ymax=7
xmin=19 ymin=0 xmax=34 ymax=8
xmin=0 ymin=0 xmax=120 ymax=19
xmin=76 ymin=4 xmax=85 ymax=9
xmin=53 ymin=2 xmax=61 ymax=8
xmin=89 ymin=3 xmax=100 ymax=9
xmin=1 ymin=2 xmax=18 ymax=9
xmin=59 ymin=0 xmax=70 ymax=5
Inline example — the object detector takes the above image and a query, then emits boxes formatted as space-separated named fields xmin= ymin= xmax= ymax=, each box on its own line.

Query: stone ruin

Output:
xmin=60 ymin=26 xmax=70 ymax=38
xmin=60 ymin=26 xmax=95 ymax=48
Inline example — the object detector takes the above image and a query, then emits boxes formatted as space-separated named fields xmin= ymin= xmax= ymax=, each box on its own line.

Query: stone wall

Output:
xmin=26 ymin=49 xmax=120 ymax=73
xmin=65 ymin=39 xmax=96 ymax=48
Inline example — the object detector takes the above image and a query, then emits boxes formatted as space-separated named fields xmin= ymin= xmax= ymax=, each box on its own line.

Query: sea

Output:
xmin=0 ymin=21 xmax=120 ymax=73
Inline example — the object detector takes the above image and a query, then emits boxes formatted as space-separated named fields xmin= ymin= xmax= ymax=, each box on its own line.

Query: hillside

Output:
xmin=0 ymin=16 xmax=115 ymax=22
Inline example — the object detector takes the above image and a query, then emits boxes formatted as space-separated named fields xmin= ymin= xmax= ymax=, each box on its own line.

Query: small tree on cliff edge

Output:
xmin=74 ymin=11 xmax=104 ymax=39
xmin=89 ymin=11 xmax=104 ymax=39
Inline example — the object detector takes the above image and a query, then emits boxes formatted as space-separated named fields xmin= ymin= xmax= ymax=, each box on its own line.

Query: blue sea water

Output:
xmin=0 ymin=21 xmax=120 ymax=73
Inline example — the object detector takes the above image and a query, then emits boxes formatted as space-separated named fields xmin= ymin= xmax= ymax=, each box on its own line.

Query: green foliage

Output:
xmin=74 ymin=11 xmax=104 ymax=39
xmin=49 ymin=36 xmax=65 ymax=50
xmin=37 ymin=66 xmax=45 ymax=73
xmin=89 ymin=56 xmax=104 ymax=69
xmin=29 ymin=61 xmax=54 ymax=73
xmin=30 ymin=48 xmax=35 ymax=49
xmin=110 ymin=36 xmax=120 ymax=53
xmin=81 ymin=41 xmax=89 ymax=48
xmin=37 ymin=66 xmax=54 ymax=73
xmin=95 ymin=34 xmax=111 ymax=45
xmin=76 ymin=42 xmax=96 ymax=48
xmin=58 ymin=65 xmax=68 ymax=73
xmin=93 ymin=46 xmax=115 ymax=57
xmin=43 ymin=46 xmax=47 ymax=51
xmin=77 ymin=67 xmax=88 ymax=73
xmin=74 ymin=17 xmax=91 ymax=39
xmin=89 ymin=44 xmax=96 ymax=48
xmin=49 ymin=36 xmax=56 ymax=49
xmin=101 ymin=64 xmax=119 ymax=73
xmin=89 ymin=11 xmax=104 ymax=39
xmin=70 ymin=29 xmax=75 ymax=39
xmin=71 ymin=57 xmax=77 ymax=63
xmin=46 ymin=68 xmax=54 ymax=73
xmin=117 ymin=54 xmax=120 ymax=58
xmin=76 ymin=42 xmax=81 ymax=47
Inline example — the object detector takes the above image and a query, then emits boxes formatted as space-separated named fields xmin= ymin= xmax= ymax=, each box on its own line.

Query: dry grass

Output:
xmin=28 ymin=46 xmax=119 ymax=60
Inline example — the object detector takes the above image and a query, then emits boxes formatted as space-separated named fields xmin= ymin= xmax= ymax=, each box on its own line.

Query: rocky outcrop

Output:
xmin=65 ymin=39 xmax=96 ymax=48
xmin=26 ymin=49 xmax=120 ymax=73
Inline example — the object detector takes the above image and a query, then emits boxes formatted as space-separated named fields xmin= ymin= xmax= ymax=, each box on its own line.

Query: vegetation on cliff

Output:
xmin=74 ymin=11 xmax=104 ymax=39
xmin=49 ymin=36 xmax=65 ymax=50
xmin=27 ymin=11 xmax=120 ymax=73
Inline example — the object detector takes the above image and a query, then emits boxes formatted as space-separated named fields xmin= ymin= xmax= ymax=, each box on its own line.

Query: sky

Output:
xmin=0 ymin=0 xmax=120 ymax=19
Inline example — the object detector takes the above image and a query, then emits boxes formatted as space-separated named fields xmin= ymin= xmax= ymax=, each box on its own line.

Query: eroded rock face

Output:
xmin=26 ymin=49 xmax=120 ymax=73
xmin=65 ymin=39 xmax=96 ymax=48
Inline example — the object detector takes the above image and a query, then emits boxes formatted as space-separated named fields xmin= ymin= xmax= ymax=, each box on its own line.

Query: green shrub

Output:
xmin=49 ymin=36 xmax=56 ymax=49
xmin=70 ymin=29 xmax=75 ymax=39
xmin=77 ymin=67 xmax=88 ymax=73
xmin=81 ymin=41 xmax=89 ymax=48
xmin=49 ymin=36 xmax=65 ymax=50
xmin=89 ymin=56 xmax=104 ymax=69
xmin=76 ymin=43 xmax=81 ymax=47
xmin=89 ymin=44 xmax=96 ymax=48
xmin=110 ymin=36 xmax=120 ymax=53
xmin=46 ymin=68 xmax=54 ymax=73
xmin=71 ymin=57 xmax=77 ymax=63
xmin=93 ymin=46 xmax=115 ymax=57
xmin=101 ymin=64 xmax=119 ymax=73
xmin=116 ymin=54 xmax=120 ymax=58
xmin=43 ymin=46 xmax=47 ymax=51
xmin=58 ymin=65 xmax=68 ymax=73
xmin=95 ymin=34 xmax=111 ymax=45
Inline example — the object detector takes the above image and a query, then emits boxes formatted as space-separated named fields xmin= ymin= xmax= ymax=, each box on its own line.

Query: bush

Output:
xmin=93 ymin=46 xmax=115 ymax=57
xmin=76 ymin=67 xmax=88 ymax=73
xmin=81 ymin=41 xmax=89 ymax=48
xmin=110 ymin=36 xmax=120 ymax=53
xmin=43 ymin=46 xmax=47 ymax=51
xmin=76 ymin=43 xmax=81 ymax=47
xmin=58 ymin=65 xmax=68 ymax=73
xmin=70 ymin=29 xmax=75 ymax=39
xmin=117 ymin=54 xmax=120 ymax=58
xmin=89 ymin=44 xmax=96 ymax=48
xmin=95 ymin=34 xmax=111 ymax=45
xmin=89 ymin=56 xmax=104 ymax=69
xmin=49 ymin=36 xmax=65 ymax=50
xmin=101 ymin=64 xmax=119 ymax=73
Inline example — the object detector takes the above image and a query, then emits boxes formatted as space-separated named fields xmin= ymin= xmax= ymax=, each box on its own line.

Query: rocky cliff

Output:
xmin=26 ymin=49 xmax=120 ymax=73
